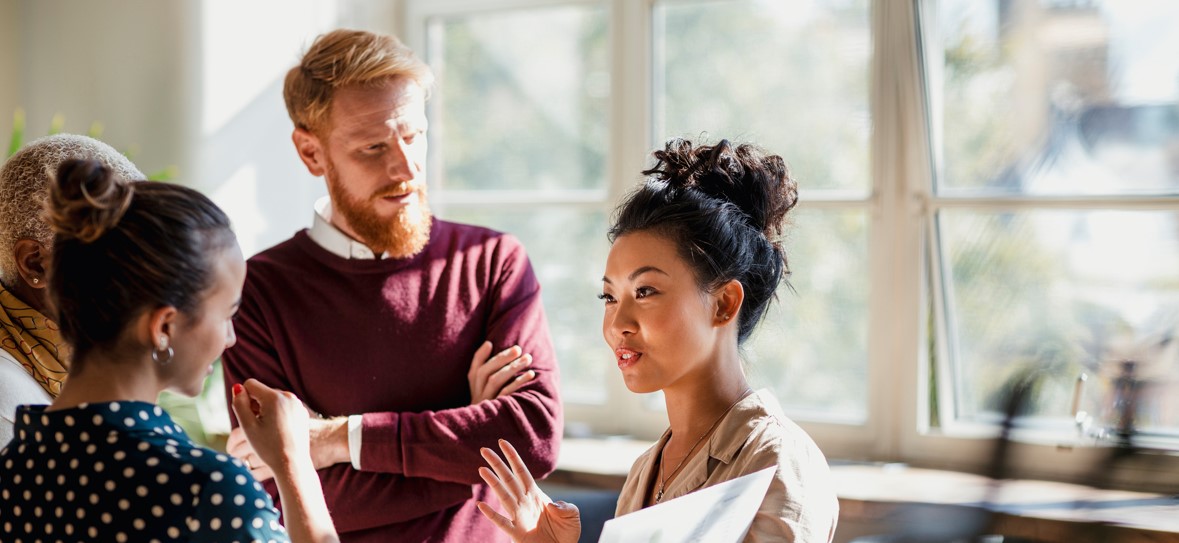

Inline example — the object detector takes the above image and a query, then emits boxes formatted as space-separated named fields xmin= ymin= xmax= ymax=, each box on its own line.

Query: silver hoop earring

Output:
xmin=152 ymin=346 xmax=174 ymax=365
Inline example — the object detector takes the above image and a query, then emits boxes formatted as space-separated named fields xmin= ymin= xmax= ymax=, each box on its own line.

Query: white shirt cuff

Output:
xmin=347 ymin=414 xmax=363 ymax=470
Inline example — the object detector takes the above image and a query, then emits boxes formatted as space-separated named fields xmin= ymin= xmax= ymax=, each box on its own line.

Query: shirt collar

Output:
xmin=308 ymin=196 xmax=388 ymax=260
xmin=14 ymin=401 xmax=181 ymax=440
xmin=707 ymin=388 xmax=781 ymax=464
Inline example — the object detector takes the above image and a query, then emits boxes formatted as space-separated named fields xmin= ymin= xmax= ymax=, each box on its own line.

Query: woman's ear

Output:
xmin=715 ymin=279 xmax=745 ymax=326
xmin=13 ymin=239 xmax=48 ymax=289
xmin=145 ymin=305 xmax=179 ymax=351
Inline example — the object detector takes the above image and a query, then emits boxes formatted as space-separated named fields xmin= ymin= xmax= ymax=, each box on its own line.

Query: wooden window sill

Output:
xmin=550 ymin=438 xmax=1179 ymax=541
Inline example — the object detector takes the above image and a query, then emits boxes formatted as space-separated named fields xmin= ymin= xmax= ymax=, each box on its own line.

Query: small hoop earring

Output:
xmin=152 ymin=346 xmax=174 ymax=365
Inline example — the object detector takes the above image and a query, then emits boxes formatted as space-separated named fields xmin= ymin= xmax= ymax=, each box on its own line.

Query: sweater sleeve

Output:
xmin=357 ymin=236 xmax=564 ymax=484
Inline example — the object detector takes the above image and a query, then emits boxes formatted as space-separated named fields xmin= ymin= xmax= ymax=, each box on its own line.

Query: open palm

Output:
xmin=477 ymin=439 xmax=582 ymax=543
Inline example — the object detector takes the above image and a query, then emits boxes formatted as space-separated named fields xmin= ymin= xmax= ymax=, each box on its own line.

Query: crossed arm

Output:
xmin=227 ymin=342 xmax=538 ymax=481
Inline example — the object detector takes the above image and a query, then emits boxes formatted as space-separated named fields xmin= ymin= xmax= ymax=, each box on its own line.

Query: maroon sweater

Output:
xmin=222 ymin=220 xmax=562 ymax=542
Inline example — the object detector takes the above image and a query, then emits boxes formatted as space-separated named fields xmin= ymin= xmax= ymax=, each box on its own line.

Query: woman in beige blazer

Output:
xmin=478 ymin=138 xmax=840 ymax=543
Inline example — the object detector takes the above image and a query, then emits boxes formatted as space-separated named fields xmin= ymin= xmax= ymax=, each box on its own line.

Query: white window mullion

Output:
xmin=608 ymin=0 xmax=670 ymax=439
xmin=872 ymin=0 xmax=934 ymax=462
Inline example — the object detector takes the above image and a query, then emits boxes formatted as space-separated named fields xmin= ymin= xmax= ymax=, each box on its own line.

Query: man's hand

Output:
xmin=468 ymin=341 xmax=536 ymax=404
xmin=228 ymin=391 xmax=351 ymax=481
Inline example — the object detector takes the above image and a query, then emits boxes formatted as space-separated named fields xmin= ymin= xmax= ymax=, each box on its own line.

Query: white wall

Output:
xmin=4 ymin=0 xmax=405 ymax=257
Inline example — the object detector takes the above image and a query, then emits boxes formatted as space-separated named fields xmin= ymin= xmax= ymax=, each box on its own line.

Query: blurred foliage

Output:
xmin=6 ymin=108 xmax=177 ymax=181
xmin=658 ymin=0 xmax=871 ymax=194
xmin=745 ymin=209 xmax=869 ymax=420
xmin=435 ymin=7 xmax=608 ymax=192
xmin=940 ymin=210 xmax=1148 ymax=422
xmin=657 ymin=1 xmax=872 ymax=418
xmin=936 ymin=0 xmax=1179 ymax=429
xmin=941 ymin=17 xmax=1022 ymax=193
xmin=6 ymin=108 xmax=22 ymax=157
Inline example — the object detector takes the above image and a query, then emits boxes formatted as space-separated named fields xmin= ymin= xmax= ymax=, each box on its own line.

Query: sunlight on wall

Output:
xmin=200 ymin=0 xmax=337 ymax=136
xmin=210 ymin=164 xmax=267 ymax=258
xmin=193 ymin=1 xmax=342 ymax=258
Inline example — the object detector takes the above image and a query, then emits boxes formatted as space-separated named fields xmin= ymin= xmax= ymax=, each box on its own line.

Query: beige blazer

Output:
xmin=615 ymin=390 xmax=839 ymax=542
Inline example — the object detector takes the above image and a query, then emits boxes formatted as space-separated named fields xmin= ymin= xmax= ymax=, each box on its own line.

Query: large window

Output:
xmin=654 ymin=0 xmax=872 ymax=422
xmin=931 ymin=0 xmax=1179 ymax=442
xmin=417 ymin=4 xmax=612 ymax=406
xmin=405 ymin=0 xmax=1179 ymax=480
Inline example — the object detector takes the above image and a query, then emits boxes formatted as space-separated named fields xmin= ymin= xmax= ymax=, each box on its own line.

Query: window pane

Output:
xmin=655 ymin=0 xmax=872 ymax=194
xmin=939 ymin=0 xmax=1179 ymax=195
xmin=746 ymin=208 xmax=870 ymax=422
xmin=940 ymin=209 xmax=1179 ymax=433
xmin=440 ymin=207 xmax=611 ymax=404
xmin=426 ymin=6 xmax=608 ymax=191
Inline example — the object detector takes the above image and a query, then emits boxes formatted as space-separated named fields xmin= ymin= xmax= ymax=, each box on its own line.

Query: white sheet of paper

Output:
xmin=598 ymin=466 xmax=776 ymax=543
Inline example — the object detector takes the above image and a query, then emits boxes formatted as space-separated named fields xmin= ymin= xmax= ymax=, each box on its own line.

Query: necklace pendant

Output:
xmin=656 ymin=489 xmax=663 ymax=502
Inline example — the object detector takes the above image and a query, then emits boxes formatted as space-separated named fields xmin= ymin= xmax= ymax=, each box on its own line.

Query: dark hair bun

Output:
xmin=644 ymin=138 xmax=798 ymax=239
xmin=48 ymin=159 xmax=134 ymax=243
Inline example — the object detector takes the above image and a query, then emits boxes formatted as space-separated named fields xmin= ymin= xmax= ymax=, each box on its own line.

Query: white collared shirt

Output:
xmin=307 ymin=196 xmax=390 ymax=260
xmin=306 ymin=196 xmax=372 ymax=469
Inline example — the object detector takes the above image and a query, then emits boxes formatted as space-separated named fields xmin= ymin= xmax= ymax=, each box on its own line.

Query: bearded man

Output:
xmin=222 ymin=29 xmax=562 ymax=543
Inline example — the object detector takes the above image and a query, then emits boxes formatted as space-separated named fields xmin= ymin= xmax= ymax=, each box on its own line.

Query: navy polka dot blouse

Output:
xmin=0 ymin=401 xmax=289 ymax=542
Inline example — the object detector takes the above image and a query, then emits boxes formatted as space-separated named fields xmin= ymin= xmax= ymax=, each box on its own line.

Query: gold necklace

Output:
xmin=655 ymin=388 xmax=753 ymax=503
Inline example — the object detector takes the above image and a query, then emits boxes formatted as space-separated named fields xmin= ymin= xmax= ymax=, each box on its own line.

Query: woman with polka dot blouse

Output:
xmin=0 ymin=159 xmax=339 ymax=542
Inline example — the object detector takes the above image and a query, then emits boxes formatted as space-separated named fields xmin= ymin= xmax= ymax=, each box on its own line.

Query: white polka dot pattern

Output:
xmin=0 ymin=401 xmax=288 ymax=542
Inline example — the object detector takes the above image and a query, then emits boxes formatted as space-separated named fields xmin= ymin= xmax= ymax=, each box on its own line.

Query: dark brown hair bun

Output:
xmin=611 ymin=138 xmax=800 ymax=344
xmin=48 ymin=159 xmax=134 ymax=244
xmin=644 ymin=138 xmax=798 ymax=240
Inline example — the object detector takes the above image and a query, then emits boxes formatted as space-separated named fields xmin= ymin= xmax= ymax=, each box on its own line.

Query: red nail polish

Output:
xmin=232 ymin=383 xmax=243 ymax=395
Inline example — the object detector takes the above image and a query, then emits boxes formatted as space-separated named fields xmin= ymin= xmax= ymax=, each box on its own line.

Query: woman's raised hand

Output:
xmin=477 ymin=439 xmax=581 ymax=543
xmin=232 ymin=379 xmax=340 ymax=543
xmin=231 ymin=378 xmax=312 ymax=473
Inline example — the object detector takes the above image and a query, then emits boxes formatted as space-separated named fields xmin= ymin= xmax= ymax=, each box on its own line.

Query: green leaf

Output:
xmin=6 ymin=108 xmax=24 ymax=158
xmin=148 ymin=165 xmax=179 ymax=181
xmin=47 ymin=113 xmax=65 ymax=135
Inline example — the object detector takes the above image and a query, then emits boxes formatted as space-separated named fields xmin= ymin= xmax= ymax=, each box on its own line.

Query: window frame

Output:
xmin=401 ymin=0 xmax=1179 ymax=487
xmin=903 ymin=0 xmax=1179 ymax=487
